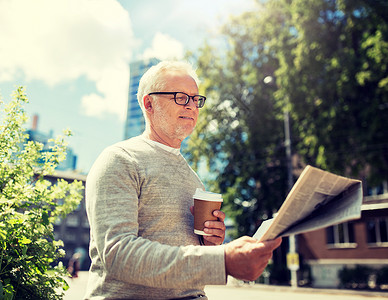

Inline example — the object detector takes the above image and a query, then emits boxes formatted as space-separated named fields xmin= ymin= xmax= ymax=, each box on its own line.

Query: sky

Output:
xmin=0 ymin=0 xmax=256 ymax=173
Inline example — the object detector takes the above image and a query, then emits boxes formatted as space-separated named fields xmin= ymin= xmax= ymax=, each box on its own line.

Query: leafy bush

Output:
xmin=0 ymin=87 xmax=83 ymax=299
xmin=338 ymin=265 xmax=372 ymax=289
xmin=376 ymin=267 xmax=388 ymax=286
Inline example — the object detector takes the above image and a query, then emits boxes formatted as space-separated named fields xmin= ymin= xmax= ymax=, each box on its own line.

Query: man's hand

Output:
xmin=224 ymin=236 xmax=282 ymax=281
xmin=190 ymin=206 xmax=226 ymax=246
xmin=203 ymin=209 xmax=226 ymax=245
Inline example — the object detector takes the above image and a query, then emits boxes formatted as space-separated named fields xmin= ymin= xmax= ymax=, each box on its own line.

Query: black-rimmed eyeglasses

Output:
xmin=148 ymin=92 xmax=206 ymax=108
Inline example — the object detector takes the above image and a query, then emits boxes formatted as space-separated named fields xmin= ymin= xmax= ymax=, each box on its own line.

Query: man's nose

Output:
xmin=185 ymin=97 xmax=197 ymax=109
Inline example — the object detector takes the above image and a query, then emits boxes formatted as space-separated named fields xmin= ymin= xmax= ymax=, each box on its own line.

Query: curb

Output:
xmin=222 ymin=283 xmax=388 ymax=298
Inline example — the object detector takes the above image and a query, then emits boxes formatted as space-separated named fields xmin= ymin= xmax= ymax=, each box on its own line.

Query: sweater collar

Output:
xmin=141 ymin=135 xmax=181 ymax=156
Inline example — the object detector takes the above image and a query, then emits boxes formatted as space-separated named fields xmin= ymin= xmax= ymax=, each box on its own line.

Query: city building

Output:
xmin=124 ymin=58 xmax=160 ymax=140
xmin=26 ymin=115 xmax=89 ymax=269
xmin=26 ymin=115 xmax=77 ymax=171
xmin=45 ymin=171 xmax=90 ymax=271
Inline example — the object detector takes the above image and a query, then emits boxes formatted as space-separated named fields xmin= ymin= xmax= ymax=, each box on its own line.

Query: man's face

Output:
xmin=148 ymin=71 xmax=199 ymax=147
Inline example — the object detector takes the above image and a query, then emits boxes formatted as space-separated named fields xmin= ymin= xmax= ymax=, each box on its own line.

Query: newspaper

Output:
xmin=253 ymin=165 xmax=363 ymax=242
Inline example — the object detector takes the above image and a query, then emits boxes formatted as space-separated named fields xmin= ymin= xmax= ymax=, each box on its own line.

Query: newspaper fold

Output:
xmin=253 ymin=165 xmax=363 ymax=242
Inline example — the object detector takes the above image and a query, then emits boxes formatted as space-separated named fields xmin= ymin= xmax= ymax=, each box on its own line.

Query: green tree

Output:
xmin=273 ymin=0 xmax=388 ymax=186
xmin=186 ymin=42 xmax=287 ymax=236
xmin=185 ymin=0 xmax=388 ymax=236
xmin=0 ymin=87 xmax=83 ymax=299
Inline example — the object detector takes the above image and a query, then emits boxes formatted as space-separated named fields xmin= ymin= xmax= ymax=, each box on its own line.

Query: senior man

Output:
xmin=85 ymin=60 xmax=281 ymax=299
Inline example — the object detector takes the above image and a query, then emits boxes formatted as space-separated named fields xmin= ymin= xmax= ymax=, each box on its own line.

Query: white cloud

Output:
xmin=81 ymin=64 xmax=129 ymax=120
xmin=141 ymin=32 xmax=184 ymax=61
xmin=0 ymin=0 xmax=134 ymax=120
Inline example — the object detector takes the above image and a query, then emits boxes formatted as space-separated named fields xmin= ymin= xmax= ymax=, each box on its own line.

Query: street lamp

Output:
xmin=263 ymin=76 xmax=298 ymax=288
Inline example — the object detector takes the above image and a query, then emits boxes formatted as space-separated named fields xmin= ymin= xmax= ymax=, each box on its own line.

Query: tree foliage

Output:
xmin=0 ymin=87 xmax=83 ymax=299
xmin=273 ymin=0 xmax=388 ymax=185
xmin=185 ymin=0 xmax=388 ymax=236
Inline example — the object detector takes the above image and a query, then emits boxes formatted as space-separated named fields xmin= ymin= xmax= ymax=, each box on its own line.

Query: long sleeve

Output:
xmin=84 ymin=138 xmax=226 ymax=299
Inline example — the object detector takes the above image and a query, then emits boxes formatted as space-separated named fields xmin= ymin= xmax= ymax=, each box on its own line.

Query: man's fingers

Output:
xmin=224 ymin=236 xmax=282 ymax=281
xmin=266 ymin=237 xmax=282 ymax=249
xmin=203 ymin=235 xmax=223 ymax=245
xmin=204 ymin=220 xmax=226 ymax=230
xmin=204 ymin=227 xmax=225 ymax=237
xmin=257 ymin=237 xmax=282 ymax=248
xmin=213 ymin=209 xmax=225 ymax=221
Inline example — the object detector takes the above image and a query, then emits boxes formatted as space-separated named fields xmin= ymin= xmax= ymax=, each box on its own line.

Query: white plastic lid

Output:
xmin=193 ymin=188 xmax=223 ymax=202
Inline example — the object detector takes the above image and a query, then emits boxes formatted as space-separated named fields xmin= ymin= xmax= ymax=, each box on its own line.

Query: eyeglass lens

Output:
xmin=175 ymin=92 xmax=205 ymax=108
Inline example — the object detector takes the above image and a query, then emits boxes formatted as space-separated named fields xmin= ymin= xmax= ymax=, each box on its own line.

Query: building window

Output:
xmin=64 ymin=232 xmax=77 ymax=242
xmin=366 ymin=217 xmax=388 ymax=247
xmin=66 ymin=214 xmax=79 ymax=227
xmin=367 ymin=180 xmax=388 ymax=196
xmin=326 ymin=222 xmax=356 ymax=248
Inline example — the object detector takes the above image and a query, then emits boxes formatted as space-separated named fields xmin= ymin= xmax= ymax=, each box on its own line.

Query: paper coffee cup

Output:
xmin=193 ymin=188 xmax=223 ymax=236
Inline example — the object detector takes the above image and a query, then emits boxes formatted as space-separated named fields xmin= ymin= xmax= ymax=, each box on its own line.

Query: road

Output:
xmin=64 ymin=272 xmax=388 ymax=300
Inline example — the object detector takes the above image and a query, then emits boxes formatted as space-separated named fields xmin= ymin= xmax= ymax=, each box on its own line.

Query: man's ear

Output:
xmin=143 ymin=95 xmax=153 ymax=112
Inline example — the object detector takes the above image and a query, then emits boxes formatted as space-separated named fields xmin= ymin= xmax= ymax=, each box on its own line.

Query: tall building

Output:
xmin=26 ymin=115 xmax=77 ymax=171
xmin=124 ymin=58 xmax=160 ymax=140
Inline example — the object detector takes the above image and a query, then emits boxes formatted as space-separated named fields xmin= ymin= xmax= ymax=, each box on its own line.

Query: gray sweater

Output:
xmin=84 ymin=136 xmax=226 ymax=299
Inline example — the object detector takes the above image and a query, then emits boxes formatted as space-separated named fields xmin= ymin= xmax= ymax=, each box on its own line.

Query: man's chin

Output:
xmin=175 ymin=127 xmax=195 ymax=141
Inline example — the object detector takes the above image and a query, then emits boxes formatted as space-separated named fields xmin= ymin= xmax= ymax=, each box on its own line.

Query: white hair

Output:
xmin=137 ymin=60 xmax=200 ymax=111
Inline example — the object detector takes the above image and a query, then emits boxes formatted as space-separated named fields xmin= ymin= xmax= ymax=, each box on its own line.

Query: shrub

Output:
xmin=338 ymin=265 xmax=372 ymax=289
xmin=376 ymin=267 xmax=388 ymax=287
xmin=0 ymin=87 xmax=83 ymax=299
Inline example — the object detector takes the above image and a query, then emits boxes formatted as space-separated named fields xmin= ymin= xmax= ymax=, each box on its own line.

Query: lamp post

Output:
xmin=263 ymin=76 xmax=298 ymax=288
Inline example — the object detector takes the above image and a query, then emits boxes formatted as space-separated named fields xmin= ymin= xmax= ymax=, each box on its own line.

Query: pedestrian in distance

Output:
xmin=67 ymin=252 xmax=81 ymax=279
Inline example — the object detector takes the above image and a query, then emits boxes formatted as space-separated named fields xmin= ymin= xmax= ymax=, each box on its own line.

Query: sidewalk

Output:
xmin=63 ymin=272 xmax=89 ymax=300
xmin=64 ymin=272 xmax=388 ymax=299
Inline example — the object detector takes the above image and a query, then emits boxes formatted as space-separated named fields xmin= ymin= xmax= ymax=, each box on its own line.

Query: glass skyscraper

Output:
xmin=124 ymin=58 xmax=160 ymax=139
xmin=24 ymin=115 xmax=78 ymax=171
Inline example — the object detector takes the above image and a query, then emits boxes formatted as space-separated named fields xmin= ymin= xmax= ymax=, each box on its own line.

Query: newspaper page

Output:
xmin=253 ymin=165 xmax=363 ymax=242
